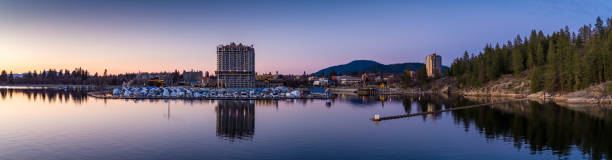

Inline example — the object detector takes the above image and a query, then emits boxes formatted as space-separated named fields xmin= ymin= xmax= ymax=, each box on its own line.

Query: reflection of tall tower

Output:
xmin=216 ymin=100 xmax=255 ymax=139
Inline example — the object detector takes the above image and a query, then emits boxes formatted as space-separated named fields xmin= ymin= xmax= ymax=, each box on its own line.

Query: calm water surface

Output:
xmin=0 ymin=88 xmax=610 ymax=160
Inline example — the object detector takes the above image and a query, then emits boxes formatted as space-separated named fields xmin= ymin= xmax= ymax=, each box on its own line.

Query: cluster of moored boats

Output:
xmin=110 ymin=87 xmax=329 ymax=99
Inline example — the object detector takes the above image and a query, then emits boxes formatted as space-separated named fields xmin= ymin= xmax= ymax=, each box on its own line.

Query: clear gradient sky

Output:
xmin=1 ymin=0 xmax=611 ymax=75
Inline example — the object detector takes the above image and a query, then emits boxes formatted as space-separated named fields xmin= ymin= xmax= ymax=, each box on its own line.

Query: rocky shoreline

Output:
xmin=453 ymin=89 xmax=612 ymax=105
xmin=428 ymin=74 xmax=612 ymax=105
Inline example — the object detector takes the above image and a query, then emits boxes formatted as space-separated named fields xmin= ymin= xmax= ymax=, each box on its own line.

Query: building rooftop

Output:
xmin=217 ymin=42 xmax=254 ymax=50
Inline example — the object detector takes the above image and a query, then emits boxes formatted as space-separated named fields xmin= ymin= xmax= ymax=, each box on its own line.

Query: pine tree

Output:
xmin=530 ymin=66 xmax=544 ymax=92
xmin=535 ymin=40 xmax=546 ymax=66
xmin=605 ymin=25 xmax=612 ymax=80
xmin=544 ymin=39 xmax=558 ymax=92
xmin=402 ymin=69 xmax=413 ymax=87
xmin=526 ymin=30 xmax=538 ymax=68
xmin=511 ymin=46 xmax=524 ymax=73
xmin=8 ymin=71 xmax=14 ymax=84
xmin=0 ymin=70 xmax=6 ymax=83
xmin=416 ymin=66 xmax=428 ymax=83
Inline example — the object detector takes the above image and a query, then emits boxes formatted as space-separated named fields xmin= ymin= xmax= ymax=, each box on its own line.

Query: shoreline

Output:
xmin=334 ymin=86 xmax=612 ymax=105
xmin=3 ymin=84 xmax=609 ymax=105
xmin=453 ymin=90 xmax=612 ymax=105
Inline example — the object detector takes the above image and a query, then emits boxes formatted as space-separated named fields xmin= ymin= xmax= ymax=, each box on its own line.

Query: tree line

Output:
xmin=0 ymin=68 xmax=183 ymax=86
xmin=450 ymin=17 xmax=612 ymax=93
xmin=402 ymin=66 xmax=429 ymax=87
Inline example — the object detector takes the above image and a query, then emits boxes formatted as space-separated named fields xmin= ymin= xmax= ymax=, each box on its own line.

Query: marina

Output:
xmin=88 ymin=87 xmax=332 ymax=100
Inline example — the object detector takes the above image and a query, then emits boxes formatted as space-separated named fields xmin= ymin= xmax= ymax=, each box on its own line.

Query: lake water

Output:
xmin=0 ymin=88 xmax=610 ymax=160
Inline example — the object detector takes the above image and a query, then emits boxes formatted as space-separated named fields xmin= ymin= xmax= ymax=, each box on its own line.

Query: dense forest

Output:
xmin=450 ymin=17 xmax=612 ymax=93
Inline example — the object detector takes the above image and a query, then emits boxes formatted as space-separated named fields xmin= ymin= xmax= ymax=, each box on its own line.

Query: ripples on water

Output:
xmin=0 ymin=88 xmax=610 ymax=160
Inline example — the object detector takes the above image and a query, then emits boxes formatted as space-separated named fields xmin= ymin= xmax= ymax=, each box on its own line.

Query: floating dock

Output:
xmin=370 ymin=99 xmax=528 ymax=121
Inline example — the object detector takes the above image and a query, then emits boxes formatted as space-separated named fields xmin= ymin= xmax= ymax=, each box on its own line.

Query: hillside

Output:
xmin=315 ymin=60 xmax=381 ymax=76
xmin=449 ymin=72 xmax=612 ymax=104
xmin=315 ymin=60 xmax=447 ymax=76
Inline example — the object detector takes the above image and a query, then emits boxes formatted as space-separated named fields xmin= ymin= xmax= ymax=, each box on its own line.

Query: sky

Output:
xmin=1 ymin=0 xmax=611 ymax=75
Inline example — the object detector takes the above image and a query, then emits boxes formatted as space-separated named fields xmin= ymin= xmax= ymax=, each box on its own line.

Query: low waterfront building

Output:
xmin=307 ymin=76 xmax=316 ymax=81
xmin=183 ymin=70 xmax=203 ymax=85
xmin=255 ymin=81 xmax=284 ymax=88
xmin=408 ymin=70 xmax=416 ymax=81
xmin=313 ymin=78 xmax=329 ymax=86
xmin=255 ymin=74 xmax=274 ymax=81
xmin=337 ymin=76 xmax=361 ymax=85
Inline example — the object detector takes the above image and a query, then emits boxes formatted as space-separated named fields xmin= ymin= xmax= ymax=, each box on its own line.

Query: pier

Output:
xmin=370 ymin=99 xmax=528 ymax=121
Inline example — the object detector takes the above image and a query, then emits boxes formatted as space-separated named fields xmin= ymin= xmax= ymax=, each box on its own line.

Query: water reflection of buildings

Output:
xmin=216 ymin=100 xmax=255 ymax=140
xmin=254 ymin=99 xmax=278 ymax=108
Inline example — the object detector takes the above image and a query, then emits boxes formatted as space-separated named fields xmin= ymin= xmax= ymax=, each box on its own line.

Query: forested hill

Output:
xmin=315 ymin=60 xmax=448 ymax=76
xmin=450 ymin=17 xmax=612 ymax=93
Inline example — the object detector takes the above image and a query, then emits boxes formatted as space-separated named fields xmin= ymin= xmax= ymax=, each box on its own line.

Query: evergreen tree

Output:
xmin=535 ymin=40 xmax=546 ymax=66
xmin=450 ymin=17 xmax=612 ymax=93
xmin=526 ymin=30 xmax=538 ymax=68
xmin=402 ymin=69 xmax=414 ymax=87
xmin=32 ymin=70 xmax=38 ymax=80
xmin=530 ymin=66 xmax=544 ymax=92
xmin=0 ymin=70 xmax=6 ymax=82
xmin=416 ymin=66 xmax=428 ymax=83
xmin=8 ymin=71 xmax=14 ymax=84
xmin=544 ymin=39 xmax=558 ymax=92
xmin=511 ymin=45 xmax=524 ymax=73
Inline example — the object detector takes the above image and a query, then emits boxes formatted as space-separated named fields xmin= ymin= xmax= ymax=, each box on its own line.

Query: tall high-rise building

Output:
xmin=216 ymin=42 xmax=255 ymax=88
xmin=426 ymin=53 xmax=442 ymax=78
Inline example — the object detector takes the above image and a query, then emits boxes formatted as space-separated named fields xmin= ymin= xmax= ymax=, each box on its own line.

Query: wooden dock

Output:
xmin=370 ymin=99 xmax=528 ymax=121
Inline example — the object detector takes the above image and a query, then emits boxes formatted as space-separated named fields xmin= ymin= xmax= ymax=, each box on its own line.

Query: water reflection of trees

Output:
xmin=215 ymin=100 xmax=255 ymax=141
xmin=0 ymin=88 xmax=88 ymax=104
xmin=401 ymin=94 xmax=478 ymax=120
xmin=334 ymin=94 xmax=401 ymax=106
xmin=452 ymin=101 xmax=612 ymax=160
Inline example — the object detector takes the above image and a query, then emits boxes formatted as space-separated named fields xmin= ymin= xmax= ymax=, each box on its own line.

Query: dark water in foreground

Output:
xmin=0 ymin=88 xmax=611 ymax=160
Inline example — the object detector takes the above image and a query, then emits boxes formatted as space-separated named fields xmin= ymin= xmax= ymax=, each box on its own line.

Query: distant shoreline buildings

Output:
xmin=182 ymin=70 xmax=203 ymax=85
xmin=426 ymin=53 xmax=442 ymax=78
xmin=216 ymin=43 xmax=256 ymax=88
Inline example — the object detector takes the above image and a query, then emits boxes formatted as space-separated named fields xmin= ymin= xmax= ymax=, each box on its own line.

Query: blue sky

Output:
xmin=0 ymin=0 xmax=611 ymax=74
